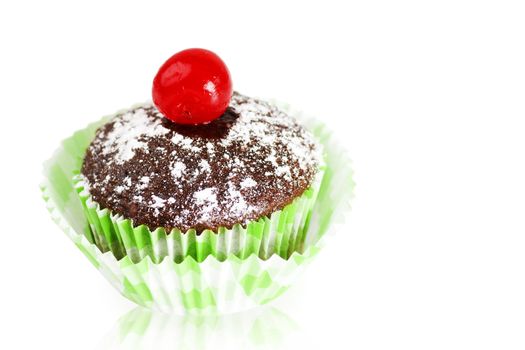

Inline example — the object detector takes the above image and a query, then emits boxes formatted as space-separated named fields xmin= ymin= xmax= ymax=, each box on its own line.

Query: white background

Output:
xmin=1 ymin=0 xmax=524 ymax=349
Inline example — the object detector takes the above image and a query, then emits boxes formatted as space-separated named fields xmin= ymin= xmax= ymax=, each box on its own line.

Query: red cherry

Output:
xmin=152 ymin=48 xmax=233 ymax=125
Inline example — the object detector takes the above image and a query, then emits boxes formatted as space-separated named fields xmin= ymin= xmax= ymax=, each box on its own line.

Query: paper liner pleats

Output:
xmin=73 ymin=164 xmax=324 ymax=264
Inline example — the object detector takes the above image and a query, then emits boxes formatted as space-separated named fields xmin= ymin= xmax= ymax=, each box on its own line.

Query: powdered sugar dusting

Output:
xmin=82 ymin=92 xmax=321 ymax=231
xmin=194 ymin=187 xmax=217 ymax=205
xmin=193 ymin=187 xmax=219 ymax=221
xmin=227 ymin=183 xmax=252 ymax=215
xmin=171 ymin=161 xmax=186 ymax=179
xmin=99 ymin=108 xmax=168 ymax=164
xmin=240 ymin=178 xmax=257 ymax=189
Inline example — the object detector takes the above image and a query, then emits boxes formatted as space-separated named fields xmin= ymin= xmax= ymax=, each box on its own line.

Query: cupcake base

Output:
xmin=73 ymin=164 xmax=324 ymax=264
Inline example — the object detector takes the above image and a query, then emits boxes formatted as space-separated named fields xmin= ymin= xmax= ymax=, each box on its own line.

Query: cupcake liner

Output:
xmin=73 ymin=164 xmax=324 ymax=264
xmin=41 ymin=104 xmax=354 ymax=313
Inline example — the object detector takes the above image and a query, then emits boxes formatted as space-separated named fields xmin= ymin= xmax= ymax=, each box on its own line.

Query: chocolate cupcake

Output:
xmin=76 ymin=92 xmax=324 ymax=262
xmin=43 ymin=48 xmax=353 ymax=313
xmin=83 ymin=92 xmax=321 ymax=230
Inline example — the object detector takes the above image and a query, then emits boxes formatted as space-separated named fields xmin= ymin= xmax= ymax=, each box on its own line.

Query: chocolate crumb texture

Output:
xmin=81 ymin=92 xmax=322 ymax=232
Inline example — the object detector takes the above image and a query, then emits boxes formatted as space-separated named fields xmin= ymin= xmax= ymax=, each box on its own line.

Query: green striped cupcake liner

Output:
xmin=41 ymin=104 xmax=354 ymax=313
xmin=73 ymin=164 xmax=324 ymax=264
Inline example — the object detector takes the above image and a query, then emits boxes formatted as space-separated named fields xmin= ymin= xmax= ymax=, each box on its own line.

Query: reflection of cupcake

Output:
xmin=42 ymin=48 xmax=353 ymax=313
xmin=103 ymin=306 xmax=297 ymax=349
xmin=77 ymin=91 xmax=324 ymax=262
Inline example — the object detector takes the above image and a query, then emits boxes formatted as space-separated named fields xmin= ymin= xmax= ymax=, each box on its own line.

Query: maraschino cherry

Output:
xmin=152 ymin=48 xmax=233 ymax=125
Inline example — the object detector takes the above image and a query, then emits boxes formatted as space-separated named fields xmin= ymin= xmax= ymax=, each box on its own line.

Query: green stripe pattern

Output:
xmin=41 ymin=105 xmax=354 ymax=313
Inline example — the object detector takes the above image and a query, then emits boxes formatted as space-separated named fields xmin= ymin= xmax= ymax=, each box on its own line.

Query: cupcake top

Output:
xmin=81 ymin=92 xmax=321 ymax=232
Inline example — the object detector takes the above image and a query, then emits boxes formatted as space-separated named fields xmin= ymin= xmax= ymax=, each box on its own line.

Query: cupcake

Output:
xmin=42 ymin=48 xmax=354 ymax=313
